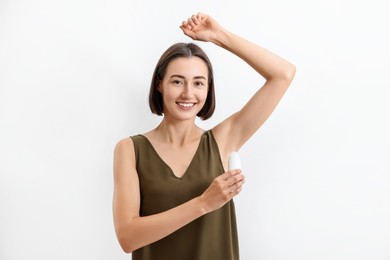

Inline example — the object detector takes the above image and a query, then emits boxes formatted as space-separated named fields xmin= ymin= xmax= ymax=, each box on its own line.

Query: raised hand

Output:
xmin=179 ymin=12 xmax=223 ymax=43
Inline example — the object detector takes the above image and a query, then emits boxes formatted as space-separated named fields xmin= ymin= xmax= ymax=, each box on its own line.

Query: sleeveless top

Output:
xmin=130 ymin=130 xmax=239 ymax=260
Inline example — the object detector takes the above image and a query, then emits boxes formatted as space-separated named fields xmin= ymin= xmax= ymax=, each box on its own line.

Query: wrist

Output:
xmin=194 ymin=195 xmax=210 ymax=215
xmin=211 ymin=27 xmax=231 ymax=48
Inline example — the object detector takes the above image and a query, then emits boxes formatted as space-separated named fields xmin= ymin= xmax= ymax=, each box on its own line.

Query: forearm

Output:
xmin=117 ymin=196 xmax=207 ymax=253
xmin=212 ymin=28 xmax=295 ymax=81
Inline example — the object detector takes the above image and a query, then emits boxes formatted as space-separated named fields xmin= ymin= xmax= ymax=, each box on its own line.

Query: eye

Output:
xmin=172 ymin=80 xmax=183 ymax=85
xmin=195 ymin=81 xmax=204 ymax=87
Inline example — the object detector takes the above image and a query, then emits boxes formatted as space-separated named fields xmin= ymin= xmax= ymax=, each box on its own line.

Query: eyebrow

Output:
xmin=170 ymin=74 xmax=207 ymax=80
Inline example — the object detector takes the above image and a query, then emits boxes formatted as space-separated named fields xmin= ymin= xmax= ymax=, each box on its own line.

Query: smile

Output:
xmin=177 ymin=102 xmax=195 ymax=108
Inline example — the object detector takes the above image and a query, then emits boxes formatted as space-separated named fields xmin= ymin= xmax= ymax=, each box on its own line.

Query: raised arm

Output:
xmin=181 ymin=13 xmax=296 ymax=158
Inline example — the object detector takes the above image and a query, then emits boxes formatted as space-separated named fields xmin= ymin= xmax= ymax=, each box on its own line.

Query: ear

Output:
xmin=157 ymin=81 xmax=163 ymax=93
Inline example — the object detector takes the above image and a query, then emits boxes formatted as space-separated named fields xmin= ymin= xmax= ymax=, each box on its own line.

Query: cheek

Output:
xmin=161 ymin=88 xmax=178 ymax=105
xmin=199 ymin=88 xmax=209 ymax=101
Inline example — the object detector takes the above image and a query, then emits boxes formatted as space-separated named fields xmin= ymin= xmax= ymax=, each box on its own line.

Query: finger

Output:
xmin=226 ymin=174 xmax=245 ymax=187
xmin=219 ymin=170 xmax=240 ymax=181
xmin=191 ymin=14 xmax=200 ymax=25
xmin=227 ymin=169 xmax=242 ymax=178
xmin=187 ymin=17 xmax=196 ymax=28
xmin=183 ymin=24 xmax=193 ymax=31
xmin=180 ymin=27 xmax=195 ymax=38
xmin=181 ymin=21 xmax=191 ymax=30
xmin=221 ymin=169 xmax=241 ymax=181
xmin=229 ymin=177 xmax=245 ymax=192
xmin=228 ymin=178 xmax=245 ymax=190
xmin=226 ymin=171 xmax=244 ymax=181
xmin=224 ymin=186 xmax=243 ymax=202
xmin=216 ymin=172 xmax=244 ymax=190
xmin=230 ymin=186 xmax=243 ymax=197
xmin=197 ymin=12 xmax=207 ymax=23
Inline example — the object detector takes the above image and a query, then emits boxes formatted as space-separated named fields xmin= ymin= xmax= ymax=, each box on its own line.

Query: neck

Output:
xmin=155 ymin=117 xmax=203 ymax=146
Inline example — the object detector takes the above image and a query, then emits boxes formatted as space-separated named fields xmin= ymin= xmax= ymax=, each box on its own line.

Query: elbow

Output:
xmin=123 ymin=248 xmax=133 ymax=254
xmin=120 ymin=239 xmax=132 ymax=254
xmin=122 ymin=247 xmax=132 ymax=254
xmin=118 ymin=237 xmax=136 ymax=254
xmin=117 ymin=230 xmax=139 ymax=254
xmin=283 ymin=63 xmax=296 ymax=83
xmin=267 ymin=63 xmax=296 ymax=84
xmin=115 ymin=217 xmax=145 ymax=254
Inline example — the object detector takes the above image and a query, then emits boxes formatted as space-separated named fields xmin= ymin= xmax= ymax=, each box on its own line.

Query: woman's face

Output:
xmin=159 ymin=57 xmax=209 ymax=121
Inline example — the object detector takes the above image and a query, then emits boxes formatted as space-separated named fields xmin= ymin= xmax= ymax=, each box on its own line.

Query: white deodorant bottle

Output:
xmin=228 ymin=152 xmax=241 ymax=170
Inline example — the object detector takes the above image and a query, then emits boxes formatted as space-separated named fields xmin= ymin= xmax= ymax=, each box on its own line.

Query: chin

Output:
xmin=169 ymin=110 xmax=199 ymax=121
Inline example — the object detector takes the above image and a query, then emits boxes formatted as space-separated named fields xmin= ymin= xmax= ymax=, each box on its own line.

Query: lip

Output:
xmin=176 ymin=102 xmax=196 ymax=110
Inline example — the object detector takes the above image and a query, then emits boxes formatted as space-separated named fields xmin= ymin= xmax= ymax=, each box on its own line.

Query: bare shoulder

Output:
xmin=115 ymin=137 xmax=134 ymax=155
xmin=113 ymin=137 xmax=136 ymax=178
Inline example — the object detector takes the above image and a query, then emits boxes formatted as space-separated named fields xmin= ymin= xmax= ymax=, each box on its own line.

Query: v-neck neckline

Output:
xmin=139 ymin=131 xmax=206 ymax=180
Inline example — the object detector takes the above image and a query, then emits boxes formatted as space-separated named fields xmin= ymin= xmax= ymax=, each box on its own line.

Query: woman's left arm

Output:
xmin=181 ymin=13 xmax=296 ymax=153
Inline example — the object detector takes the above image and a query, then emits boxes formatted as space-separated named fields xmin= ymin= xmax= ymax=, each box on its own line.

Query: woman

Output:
xmin=113 ymin=13 xmax=295 ymax=259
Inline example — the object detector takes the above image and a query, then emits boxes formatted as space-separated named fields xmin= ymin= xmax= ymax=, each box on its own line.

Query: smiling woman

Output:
xmin=159 ymin=57 xmax=209 ymax=121
xmin=148 ymin=42 xmax=216 ymax=120
xmin=112 ymin=12 xmax=295 ymax=260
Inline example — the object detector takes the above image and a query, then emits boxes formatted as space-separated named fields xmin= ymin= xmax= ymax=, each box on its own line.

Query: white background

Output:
xmin=1 ymin=0 xmax=389 ymax=259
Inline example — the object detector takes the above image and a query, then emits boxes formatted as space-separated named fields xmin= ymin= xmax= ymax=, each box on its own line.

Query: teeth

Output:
xmin=178 ymin=103 xmax=194 ymax=108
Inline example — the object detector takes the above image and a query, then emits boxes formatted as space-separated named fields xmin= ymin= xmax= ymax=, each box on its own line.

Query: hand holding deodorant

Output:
xmin=228 ymin=152 xmax=241 ymax=170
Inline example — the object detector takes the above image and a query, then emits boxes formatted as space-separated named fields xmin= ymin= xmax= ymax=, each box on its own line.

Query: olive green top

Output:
xmin=130 ymin=130 xmax=239 ymax=260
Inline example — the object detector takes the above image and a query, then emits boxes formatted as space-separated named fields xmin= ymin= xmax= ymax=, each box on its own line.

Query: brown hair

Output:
xmin=148 ymin=43 xmax=215 ymax=120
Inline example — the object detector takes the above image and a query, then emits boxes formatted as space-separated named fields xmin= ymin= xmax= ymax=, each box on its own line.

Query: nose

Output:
xmin=181 ymin=84 xmax=193 ymax=98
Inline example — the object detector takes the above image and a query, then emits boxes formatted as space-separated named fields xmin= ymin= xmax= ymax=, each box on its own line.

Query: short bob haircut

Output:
xmin=149 ymin=43 xmax=215 ymax=120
